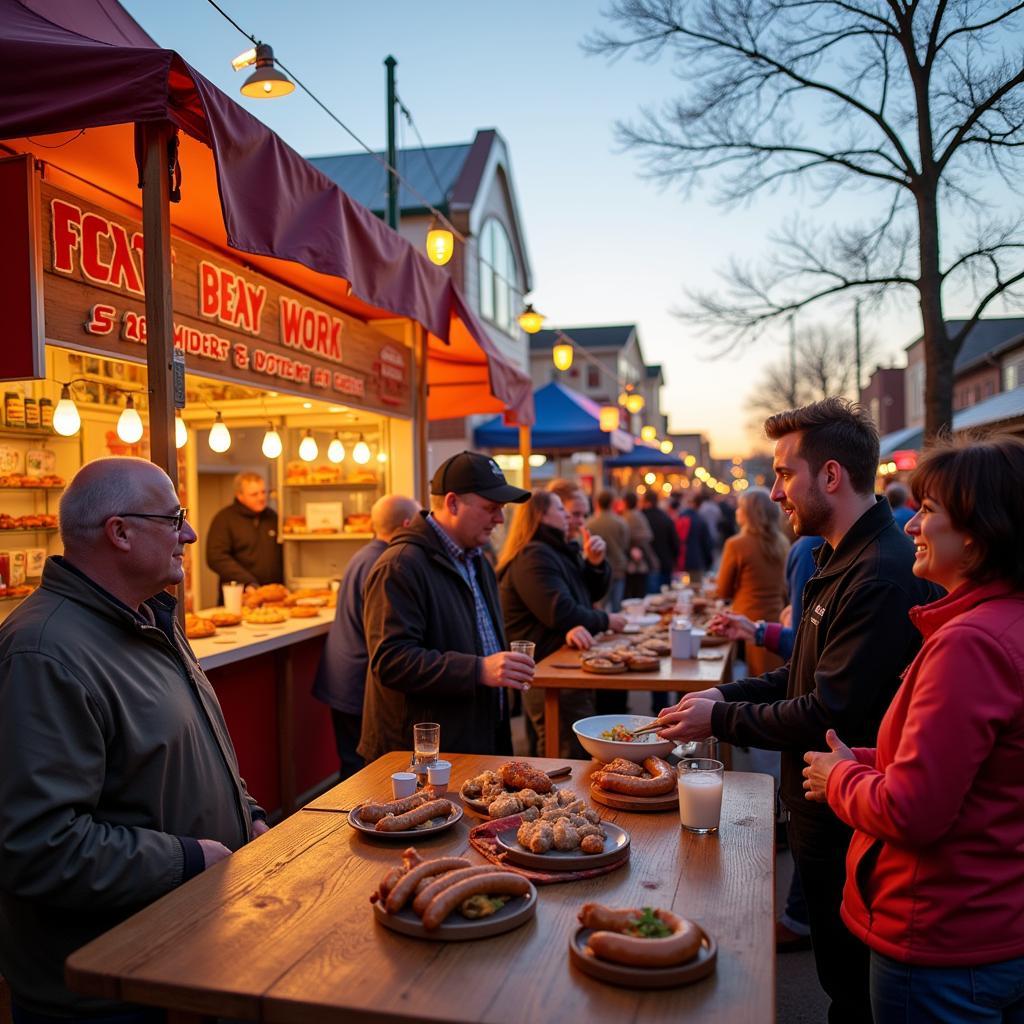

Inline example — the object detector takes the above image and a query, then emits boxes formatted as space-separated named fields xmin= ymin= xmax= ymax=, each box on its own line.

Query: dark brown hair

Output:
xmin=910 ymin=433 xmax=1024 ymax=589
xmin=764 ymin=397 xmax=879 ymax=495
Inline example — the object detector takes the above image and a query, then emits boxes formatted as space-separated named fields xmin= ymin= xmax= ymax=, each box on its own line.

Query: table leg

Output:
xmin=543 ymin=687 xmax=560 ymax=759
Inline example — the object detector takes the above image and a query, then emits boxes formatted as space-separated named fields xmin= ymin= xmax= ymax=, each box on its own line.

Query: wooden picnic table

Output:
xmin=67 ymin=751 xmax=774 ymax=1024
xmin=532 ymin=643 xmax=735 ymax=758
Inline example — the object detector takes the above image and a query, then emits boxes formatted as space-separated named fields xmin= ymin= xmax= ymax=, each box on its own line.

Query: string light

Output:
xmin=640 ymin=425 xmax=657 ymax=442
xmin=425 ymin=225 xmax=454 ymax=265
xmin=552 ymin=342 xmax=573 ymax=371
xmin=660 ymin=439 xmax=674 ymax=454
xmin=327 ymin=433 xmax=345 ymax=463
xmin=262 ymin=423 xmax=283 ymax=458
xmin=175 ymin=415 xmax=188 ymax=449
xmin=517 ymin=304 xmax=545 ymax=334
xmin=625 ymin=392 xmax=645 ymax=414
xmin=352 ymin=435 xmax=371 ymax=465
xmin=233 ymin=42 xmax=295 ymax=99
xmin=298 ymin=429 xmax=318 ymax=462
xmin=116 ymin=395 xmax=144 ymax=444
xmin=208 ymin=412 xmax=231 ymax=453
xmin=599 ymin=406 xmax=619 ymax=432
xmin=52 ymin=384 xmax=81 ymax=437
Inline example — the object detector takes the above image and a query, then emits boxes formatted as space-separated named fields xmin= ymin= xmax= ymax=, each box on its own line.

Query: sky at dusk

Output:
xmin=121 ymin=0 xmax=984 ymax=455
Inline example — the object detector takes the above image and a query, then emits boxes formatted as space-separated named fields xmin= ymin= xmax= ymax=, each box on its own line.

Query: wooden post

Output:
xmin=139 ymin=121 xmax=177 ymax=490
xmin=518 ymin=423 xmax=531 ymax=489
xmin=414 ymin=323 xmax=429 ymax=504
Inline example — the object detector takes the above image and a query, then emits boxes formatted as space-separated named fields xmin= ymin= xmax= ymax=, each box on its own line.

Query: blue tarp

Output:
xmin=604 ymin=445 xmax=687 ymax=469
xmin=473 ymin=381 xmax=630 ymax=450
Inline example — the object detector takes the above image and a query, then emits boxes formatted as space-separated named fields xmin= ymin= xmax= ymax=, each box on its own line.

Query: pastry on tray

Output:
xmin=184 ymin=614 xmax=217 ymax=639
xmin=243 ymin=606 xmax=288 ymax=624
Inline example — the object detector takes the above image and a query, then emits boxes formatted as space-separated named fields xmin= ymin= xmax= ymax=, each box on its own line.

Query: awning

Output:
xmin=0 ymin=0 xmax=533 ymax=424
xmin=473 ymin=381 xmax=632 ymax=451
xmin=604 ymin=445 xmax=687 ymax=469
xmin=952 ymin=387 xmax=1024 ymax=432
xmin=878 ymin=425 xmax=924 ymax=457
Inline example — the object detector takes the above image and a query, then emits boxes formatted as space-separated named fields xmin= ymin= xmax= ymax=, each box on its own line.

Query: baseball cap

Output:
xmin=430 ymin=451 xmax=531 ymax=503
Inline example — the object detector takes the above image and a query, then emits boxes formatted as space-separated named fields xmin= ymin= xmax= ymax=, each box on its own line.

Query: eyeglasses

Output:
xmin=110 ymin=507 xmax=189 ymax=530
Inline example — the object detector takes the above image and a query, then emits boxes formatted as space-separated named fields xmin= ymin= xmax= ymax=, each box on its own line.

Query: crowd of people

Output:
xmin=0 ymin=398 xmax=1021 ymax=1024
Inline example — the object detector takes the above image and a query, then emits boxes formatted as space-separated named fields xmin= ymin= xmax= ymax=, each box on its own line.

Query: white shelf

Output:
xmin=281 ymin=533 xmax=374 ymax=541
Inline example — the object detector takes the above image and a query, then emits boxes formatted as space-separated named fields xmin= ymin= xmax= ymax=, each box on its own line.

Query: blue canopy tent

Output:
xmin=604 ymin=445 xmax=687 ymax=469
xmin=473 ymin=381 xmax=632 ymax=451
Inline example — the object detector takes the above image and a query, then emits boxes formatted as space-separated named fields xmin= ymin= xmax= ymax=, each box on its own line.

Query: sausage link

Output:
xmin=412 ymin=866 xmax=497 ymax=916
xmin=580 ymin=904 xmax=703 ymax=967
xmin=384 ymin=857 xmax=471 ymax=913
xmin=421 ymin=872 xmax=531 ymax=931
xmin=592 ymin=756 xmax=676 ymax=796
xmin=357 ymin=793 xmax=427 ymax=824
xmin=375 ymin=799 xmax=453 ymax=832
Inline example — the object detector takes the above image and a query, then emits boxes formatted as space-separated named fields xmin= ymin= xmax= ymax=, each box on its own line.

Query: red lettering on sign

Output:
xmin=200 ymin=262 xmax=219 ymax=317
xmin=122 ymin=310 xmax=146 ymax=344
xmin=80 ymin=212 xmax=111 ymax=284
xmin=332 ymin=371 xmax=365 ymax=397
xmin=197 ymin=260 xmax=266 ymax=335
xmin=106 ymin=223 xmax=143 ymax=295
xmin=233 ymin=342 xmax=249 ymax=369
xmin=279 ymin=296 xmax=343 ymax=363
xmin=85 ymin=304 xmax=116 ymax=335
xmin=51 ymin=199 xmax=81 ymax=274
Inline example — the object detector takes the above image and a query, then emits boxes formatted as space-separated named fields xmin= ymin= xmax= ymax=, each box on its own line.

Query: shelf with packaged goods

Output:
xmin=0 ymin=486 xmax=64 ymax=492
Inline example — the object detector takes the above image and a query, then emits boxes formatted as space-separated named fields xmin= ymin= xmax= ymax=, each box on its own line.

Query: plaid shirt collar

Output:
xmin=426 ymin=512 xmax=483 ymax=564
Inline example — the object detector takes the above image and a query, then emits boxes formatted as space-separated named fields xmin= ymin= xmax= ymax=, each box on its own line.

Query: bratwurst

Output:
xmin=384 ymin=856 xmax=471 ymax=913
xmin=579 ymin=902 xmax=703 ymax=967
xmin=421 ymin=872 xmax=531 ymax=931
xmin=357 ymin=793 xmax=428 ymax=824
xmin=375 ymin=798 xmax=453 ymax=832
xmin=591 ymin=755 xmax=676 ymax=796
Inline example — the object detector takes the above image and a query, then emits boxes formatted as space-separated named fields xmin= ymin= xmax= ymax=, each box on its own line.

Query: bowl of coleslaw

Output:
xmin=572 ymin=714 xmax=676 ymax=764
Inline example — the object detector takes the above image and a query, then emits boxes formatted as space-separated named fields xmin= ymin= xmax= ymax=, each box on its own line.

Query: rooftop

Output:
xmin=529 ymin=324 xmax=637 ymax=352
xmin=906 ymin=317 xmax=1024 ymax=373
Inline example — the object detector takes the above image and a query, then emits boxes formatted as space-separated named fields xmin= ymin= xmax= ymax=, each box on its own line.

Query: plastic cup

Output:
xmin=391 ymin=772 xmax=417 ymax=799
xmin=670 ymin=617 xmax=692 ymax=659
xmin=427 ymin=759 xmax=452 ymax=796
xmin=222 ymin=581 xmax=244 ymax=615
xmin=678 ymin=758 xmax=725 ymax=834
xmin=510 ymin=640 xmax=535 ymax=659
xmin=690 ymin=628 xmax=706 ymax=658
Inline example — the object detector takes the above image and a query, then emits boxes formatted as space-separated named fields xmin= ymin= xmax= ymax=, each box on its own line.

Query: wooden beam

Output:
xmin=518 ymin=423 xmax=531 ymax=489
xmin=139 ymin=121 xmax=177 ymax=490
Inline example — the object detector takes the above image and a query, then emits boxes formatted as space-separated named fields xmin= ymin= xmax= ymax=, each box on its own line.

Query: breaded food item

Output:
xmin=602 ymin=757 xmax=646 ymax=777
xmin=243 ymin=606 xmax=287 ymax=624
xmin=288 ymin=606 xmax=319 ymax=618
xmin=184 ymin=614 xmax=216 ymax=639
xmin=487 ymin=792 xmax=524 ymax=818
xmin=208 ymin=611 xmax=242 ymax=627
xmin=552 ymin=818 xmax=580 ymax=851
xmin=500 ymin=761 xmax=553 ymax=794
xmin=580 ymin=833 xmax=605 ymax=855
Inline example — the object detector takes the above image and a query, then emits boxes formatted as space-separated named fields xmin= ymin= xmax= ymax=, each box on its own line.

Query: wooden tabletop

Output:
xmin=67 ymin=752 xmax=774 ymax=1024
xmin=531 ymin=645 xmax=734 ymax=758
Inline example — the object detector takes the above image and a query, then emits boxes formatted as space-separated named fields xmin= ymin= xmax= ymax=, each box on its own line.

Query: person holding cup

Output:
xmin=803 ymin=435 xmax=1024 ymax=1023
xmin=498 ymin=489 xmax=627 ymax=758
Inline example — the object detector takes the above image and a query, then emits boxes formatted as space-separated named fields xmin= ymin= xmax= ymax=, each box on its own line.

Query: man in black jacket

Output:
xmin=658 ymin=398 xmax=938 ymax=1024
xmin=358 ymin=452 xmax=532 ymax=762
xmin=642 ymin=490 xmax=679 ymax=590
xmin=206 ymin=472 xmax=283 ymax=598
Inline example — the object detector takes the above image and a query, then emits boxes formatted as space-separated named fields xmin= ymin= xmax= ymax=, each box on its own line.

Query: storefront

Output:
xmin=0 ymin=0 xmax=533 ymax=815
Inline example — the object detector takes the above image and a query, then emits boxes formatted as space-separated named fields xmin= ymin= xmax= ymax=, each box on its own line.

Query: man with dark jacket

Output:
xmin=658 ymin=398 xmax=939 ymax=1024
xmin=0 ymin=457 xmax=266 ymax=1021
xmin=678 ymin=494 xmax=714 ymax=584
xmin=642 ymin=490 xmax=680 ymax=590
xmin=206 ymin=472 xmax=283 ymax=598
xmin=312 ymin=494 xmax=419 ymax=779
xmin=358 ymin=452 xmax=532 ymax=762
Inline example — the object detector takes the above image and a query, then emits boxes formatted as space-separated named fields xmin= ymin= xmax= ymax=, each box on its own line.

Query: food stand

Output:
xmin=0 ymin=0 xmax=534 ymax=814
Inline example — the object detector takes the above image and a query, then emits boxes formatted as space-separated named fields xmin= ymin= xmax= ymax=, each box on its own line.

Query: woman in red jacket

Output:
xmin=803 ymin=434 xmax=1024 ymax=1023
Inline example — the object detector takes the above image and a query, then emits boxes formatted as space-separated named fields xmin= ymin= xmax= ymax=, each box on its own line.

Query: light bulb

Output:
xmin=299 ymin=430 xmax=318 ymax=462
xmin=425 ymin=228 xmax=454 ymax=266
xmin=352 ymin=437 xmax=371 ymax=464
xmin=175 ymin=416 xmax=188 ymax=449
xmin=116 ymin=396 xmax=144 ymax=444
xmin=552 ymin=342 xmax=573 ymax=371
xmin=599 ymin=406 xmax=619 ymax=432
xmin=377 ymin=451 xmax=388 ymax=463
xmin=208 ymin=413 xmax=231 ymax=453
xmin=327 ymin=435 xmax=345 ymax=463
xmin=640 ymin=425 xmax=657 ymax=442
xmin=52 ymin=386 xmax=81 ymax=436
xmin=262 ymin=424 xmax=283 ymax=459
xmin=660 ymin=439 xmax=674 ymax=454
xmin=626 ymin=392 xmax=646 ymax=414
xmin=517 ymin=304 xmax=545 ymax=334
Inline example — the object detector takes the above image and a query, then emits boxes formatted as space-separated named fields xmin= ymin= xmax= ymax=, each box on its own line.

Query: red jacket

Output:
xmin=826 ymin=580 xmax=1024 ymax=966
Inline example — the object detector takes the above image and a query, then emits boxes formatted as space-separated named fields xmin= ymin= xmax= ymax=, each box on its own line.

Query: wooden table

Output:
xmin=532 ymin=644 xmax=735 ymax=758
xmin=67 ymin=752 xmax=774 ymax=1024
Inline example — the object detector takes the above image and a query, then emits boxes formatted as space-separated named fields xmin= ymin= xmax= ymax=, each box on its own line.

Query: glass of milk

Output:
xmin=678 ymin=758 xmax=725 ymax=834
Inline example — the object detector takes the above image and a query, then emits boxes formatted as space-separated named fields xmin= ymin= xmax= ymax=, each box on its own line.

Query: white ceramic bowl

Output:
xmin=572 ymin=714 xmax=676 ymax=764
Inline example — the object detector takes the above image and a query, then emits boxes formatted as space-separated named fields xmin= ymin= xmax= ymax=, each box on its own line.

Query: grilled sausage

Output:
xmin=357 ymin=793 xmax=428 ymax=824
xmin=384 ymin=857 xmax=471 ymax=913
xmin=592 ymin=755 xmax=676 ymax=796
xmin=421 ymin=872 xmax=531 ymax=931
xmin=375 ymin=799 xmax=453 ymax=832
xmin=411 ymin=866 xmax=498 ymax=916
xmin=579 ymin=902 xmax=703 ymax=967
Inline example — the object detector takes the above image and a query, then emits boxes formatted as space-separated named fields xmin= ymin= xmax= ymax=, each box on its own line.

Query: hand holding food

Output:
xmin=655 ymin=698 xmax=717 ymax=742
xmin=584 ymin=533 xmax=607 ymax=565
xmin=579 ymin=903 xmax=703 ymax=968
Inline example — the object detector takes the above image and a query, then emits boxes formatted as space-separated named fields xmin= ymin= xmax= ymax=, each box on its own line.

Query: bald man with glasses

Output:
xmin=0 ymin=457 xmax=267 ymax=1023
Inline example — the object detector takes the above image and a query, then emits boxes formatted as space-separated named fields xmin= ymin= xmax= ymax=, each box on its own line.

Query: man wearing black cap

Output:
xmin=358 ymin=452 xmax=534 ymax=761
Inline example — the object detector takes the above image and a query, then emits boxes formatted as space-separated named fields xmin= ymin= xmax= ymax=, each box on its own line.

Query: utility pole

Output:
xmin=384 ymin=56 xmax=399 ymax=231
xmin=854 ymin=299 xmax=863 ymax=399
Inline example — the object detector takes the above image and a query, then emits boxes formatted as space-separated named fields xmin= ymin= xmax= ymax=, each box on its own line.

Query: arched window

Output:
xmin=479 ymin=219 xmax=518 ymax=333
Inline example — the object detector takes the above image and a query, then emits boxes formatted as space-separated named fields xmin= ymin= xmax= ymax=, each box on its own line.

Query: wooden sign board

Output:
xmin=39 ymin=182 xmax=412 ymax=417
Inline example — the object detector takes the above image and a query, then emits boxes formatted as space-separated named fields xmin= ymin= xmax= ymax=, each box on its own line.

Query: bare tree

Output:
xmin=746 ymin=323 xmax=875 ymax=428
xmin=586 ymin=1 xmax=1024 ymax=437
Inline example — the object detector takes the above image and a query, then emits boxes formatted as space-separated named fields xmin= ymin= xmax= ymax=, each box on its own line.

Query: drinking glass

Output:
xmin=222 ymin=581 xmax=244 ymax=615
xmin=412 ymin=722 xmax=440 ymax=782
xmin=678 ymin=757 xmax=725 ymax=834
xmin=510 ymin=641 xmax=535 ymax=691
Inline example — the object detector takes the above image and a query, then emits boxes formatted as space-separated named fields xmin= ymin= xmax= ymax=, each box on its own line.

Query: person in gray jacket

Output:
xmin=0 ymin=457 xmax=267 ymax=1022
